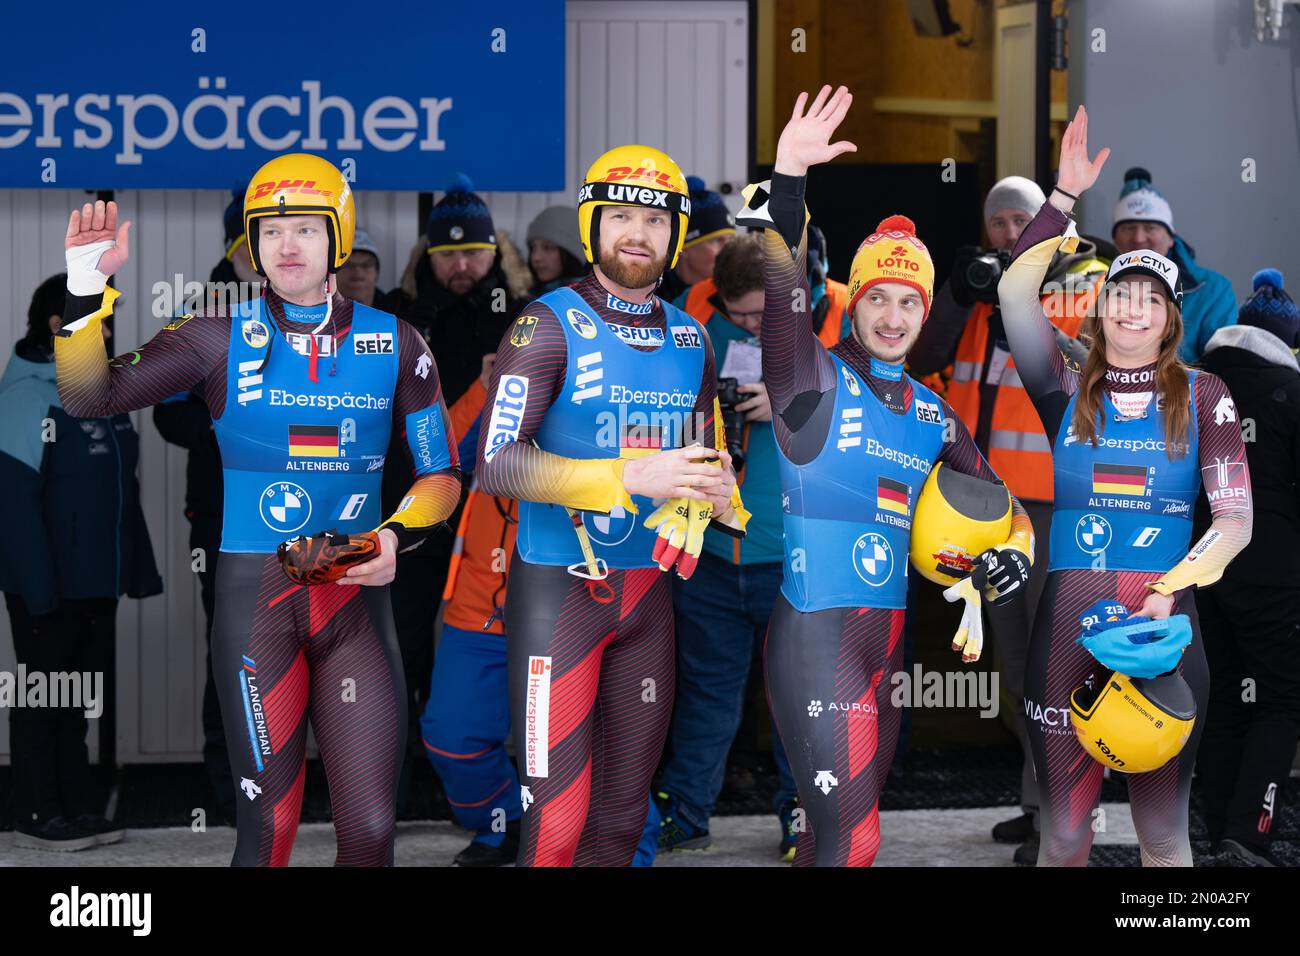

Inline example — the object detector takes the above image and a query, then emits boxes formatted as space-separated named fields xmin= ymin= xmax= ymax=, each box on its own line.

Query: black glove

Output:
xmin=971 ymin=547 xmax=1031 ymax=607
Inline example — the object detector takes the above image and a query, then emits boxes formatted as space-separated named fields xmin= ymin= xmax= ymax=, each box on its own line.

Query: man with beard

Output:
xmin=476 ymin=144 xmax=747 ymax=866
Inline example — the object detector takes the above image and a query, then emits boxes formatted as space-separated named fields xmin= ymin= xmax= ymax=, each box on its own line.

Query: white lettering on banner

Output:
xmin=605 ymin=184 xmax=669 ymax=207
xmin=1 ymin=82 xmax=455 ymax=167
xmin=604 ymin=384 xmax=696 ymax=408
xmin=524 ymin=656 xmax=552 ymax=778
xmin=268 ymin=389 xmax=391 ymax=411
xmin=864 ymin=437 xmax=932 ymax=475
xmin=572 ymin=351 xmax=604 ymax=403
xmin=484 ymin=375 xmax=528 ymax=462
xmin=354 ymin=332 xmax=394 ymax=355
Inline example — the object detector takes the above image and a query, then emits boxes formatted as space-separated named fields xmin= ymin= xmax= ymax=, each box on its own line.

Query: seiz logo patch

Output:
xmin=669 ymin=325 xmax=702 ymax=349
xmin=484 ymin=375 xmax=529 ymax=462
xmin=354 ymin=332 xmax=394 ymax=355
xmin=915 ymin=399 xmax=943 ymax=425
xmin=572 ymin=351 xmax=604 ymax=403
xmin=608 ymin=324 xmax=665 ymax=346
xmin=251 ymin=178 xmax=337 ymax=200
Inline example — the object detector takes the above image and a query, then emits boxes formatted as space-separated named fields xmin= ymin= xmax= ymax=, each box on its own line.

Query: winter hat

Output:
xmin=983 ymin=175 xmax=1046 ymax=226
xmin=350 ymin=229 xmax=381 ymax=269
xmin=847 ymin=215 xmax=935 ymax=319
xmin=1239 ymin=269 xmax=1300 ymax=348
xmin=1112 ymin=167 xmax=1175 ymax=237
xmin=526 ymin=205 xmax=584 ymax=263
xmin=426 ymin=174 xmax=497 ymax=253
xmin=683 ymin=175 xmax=736 ymax=248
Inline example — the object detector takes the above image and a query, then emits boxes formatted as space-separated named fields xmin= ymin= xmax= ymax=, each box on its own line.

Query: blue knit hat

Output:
xmin=426 ymin=174 xmax=497 ymax=253
xmin=1113 ymin=167 xmax=1175 ymax=238
xmin=1239 ymin=269 xmax=1300 ymax=348
xmin=682 ymin=175 xmax=735 ymax=249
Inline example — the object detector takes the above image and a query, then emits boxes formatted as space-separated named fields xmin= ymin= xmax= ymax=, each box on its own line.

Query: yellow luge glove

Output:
xmin=646 ymin=498 xmax=692 ymax=572
xmin=676 ymin=496 xmax=714 ymax=580
xmin=943 ymin=575 xmax=985 ymax=663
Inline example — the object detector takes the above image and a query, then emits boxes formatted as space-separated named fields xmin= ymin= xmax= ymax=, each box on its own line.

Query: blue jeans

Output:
xmin=420 ymin=624 xmax=521 ymax=845
xmin=659 ymin=552 xmax=797 ymax=828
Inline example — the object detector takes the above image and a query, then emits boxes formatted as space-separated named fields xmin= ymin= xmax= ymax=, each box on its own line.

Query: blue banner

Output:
xmin=0 ymin=1 xmax=564 ymax=191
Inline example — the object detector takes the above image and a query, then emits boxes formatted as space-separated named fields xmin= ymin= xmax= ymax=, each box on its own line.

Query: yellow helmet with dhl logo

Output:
xmin=243 ymin=153 xmax=355 ymax=275
xmin=577 ymin=145 xmax=692 ymax=269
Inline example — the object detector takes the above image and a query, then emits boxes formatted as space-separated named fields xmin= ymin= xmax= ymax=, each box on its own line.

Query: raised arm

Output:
xmin=754 ymin=86 xmax=858 ymax=447
xmin=54 ymin=201 xmax=225 ymax=417
xmin=998 ymin=106 xmax=1111 ymax=409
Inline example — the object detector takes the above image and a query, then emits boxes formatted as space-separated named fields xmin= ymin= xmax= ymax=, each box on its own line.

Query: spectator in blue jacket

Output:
xmin=1112 ymin=167 xmax=1237 ymax=362
xmin=0 ymin=274 xmax=162 ymax=852
xmin=636 ymin=233 xmax=798 ymax=864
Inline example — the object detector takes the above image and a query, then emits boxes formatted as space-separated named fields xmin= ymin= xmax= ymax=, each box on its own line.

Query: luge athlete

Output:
xmin=55 ymin=155 xmax=462 ymax=866
xmin=754 ymin=87 xmax=1035 ymax=867
xmin=476 ymin=145 xmax=746 ymax=866
xmin=998 ymin=107 xmax=1252 ymax=866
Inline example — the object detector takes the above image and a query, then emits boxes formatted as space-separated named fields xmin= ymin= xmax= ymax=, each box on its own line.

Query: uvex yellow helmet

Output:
xmin=909 ymin=463 xmax=1012 ymax=585
xmin=577 ymin=145 xmax=692 ymax=269
xmin=243 ymin=154 xmax=355 ymax=275
xmin=1070 ymin=670 xmax=1196 ymax=774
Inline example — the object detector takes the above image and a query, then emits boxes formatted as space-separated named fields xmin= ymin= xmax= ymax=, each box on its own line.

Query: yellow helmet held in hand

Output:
xmin=243 ymin=153 xmax=355 ymax=275
xmin=577 ymin=145 xmax=692 ymax=269
xmin=1070 ymin=670 xmax=1196 ymax=774
xmin=909 ymin=463 xmax=1012 ymax=585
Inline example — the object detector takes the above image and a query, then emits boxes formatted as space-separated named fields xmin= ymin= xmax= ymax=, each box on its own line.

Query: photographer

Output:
xmin=637 ymin=233 xmax=799 ymax=863
xmin=909 ymin=175 xmax=1105 ymax=863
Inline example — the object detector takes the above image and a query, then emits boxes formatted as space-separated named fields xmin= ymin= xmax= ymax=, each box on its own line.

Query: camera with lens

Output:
xmin=952 ymin=246 xmax=1013 ymax=306
xmin=716 ymin=377 xmax=748 ymax=473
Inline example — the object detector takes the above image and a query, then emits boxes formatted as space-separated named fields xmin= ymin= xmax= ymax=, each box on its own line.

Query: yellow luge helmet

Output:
xmin=244 ymin=153 xmax=355 ymax=275
xmin=577 ymin=144 xmax=692 ymax=269
xmin=909 ymin=463 xmax=1012 ymax=585
xmin=1070 ymin=670 xmax=1196 ymax=774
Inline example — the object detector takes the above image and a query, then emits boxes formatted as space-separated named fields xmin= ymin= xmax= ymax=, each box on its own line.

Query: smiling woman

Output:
xmin=995 ymin=105 xmax=1253 ymax=868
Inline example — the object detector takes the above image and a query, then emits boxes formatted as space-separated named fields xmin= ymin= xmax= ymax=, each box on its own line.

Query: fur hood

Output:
xmin=1203 ymin=323 xmax=1300 ymax=372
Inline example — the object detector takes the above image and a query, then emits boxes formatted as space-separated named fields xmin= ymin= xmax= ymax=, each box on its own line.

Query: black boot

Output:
xmin=454 ymin=820 xmax=520 ymax=867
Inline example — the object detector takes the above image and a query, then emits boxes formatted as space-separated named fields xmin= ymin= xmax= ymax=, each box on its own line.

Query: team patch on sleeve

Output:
xmin=404 ymin=404 xmax=450 ymax=474
xmin=484 ymin=375 xmax=529 ymax=462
